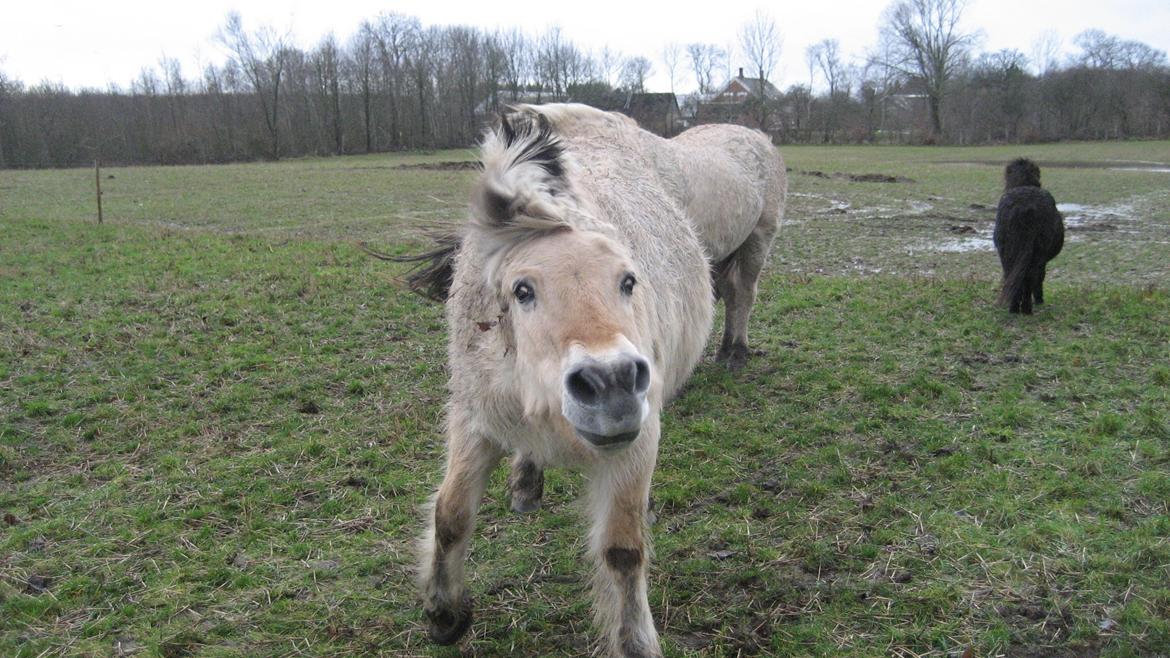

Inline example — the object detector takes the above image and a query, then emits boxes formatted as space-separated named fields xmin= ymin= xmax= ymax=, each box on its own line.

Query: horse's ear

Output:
xmin=480 ymin=181 xmax=515 ymax=225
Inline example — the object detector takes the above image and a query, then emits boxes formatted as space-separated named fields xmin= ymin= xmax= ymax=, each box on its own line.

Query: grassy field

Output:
xmin=2 ymin=140 xmax=1168 ymax=657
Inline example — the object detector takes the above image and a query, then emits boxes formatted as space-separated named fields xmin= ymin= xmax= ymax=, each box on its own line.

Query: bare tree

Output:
xmin=860 ymin=38 xmax=904 ymax=141
xmin=0 ymin=68 xmax=11 ymax=167
xmin=739 ymin=10 xmax=782 ymax=84
xmin=971 ymin=49 xmax=1030 ymax=140
xmin=348 ymin=22 xmax=376 ymax=152
xmin=499 ymin=29 xmax=532 ymax=101
xmin=807 ymin=39 xmax=850 ymax=141
xmin=312 ymin=34 xmax=344 ymax=154
xmin=808 ymin=39 xmax=848 ymax=96
xmin=738 ymin=10 xmax=782 ymax=127
xmin=686 ymin=43 xmax=725 ymax=95
xmin=598 ymin=46 xmax=624 ymax=89
xmin=1031 ymin=29 xmax=1062 ymax=76
xmin=879 ymin=0 xmax=978 ymax=140
xmin=217 ymin=11 xmax=291 ymax=158
xmin=372 ymin=13 xmax=421 ymax=148
xmin=536 ymin=27 xmax=571 ymax=99
xmin=620 ymin=57 xmax=653 ymax=93
xmin=662 ymin=43 xmax=682 ymax=95
xmin=1074 ymin=29 xmax=1168 ymax=71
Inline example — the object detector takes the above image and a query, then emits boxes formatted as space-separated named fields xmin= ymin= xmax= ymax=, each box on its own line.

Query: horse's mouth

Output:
xmin=575 ymin=428 xmax=640 ymax=449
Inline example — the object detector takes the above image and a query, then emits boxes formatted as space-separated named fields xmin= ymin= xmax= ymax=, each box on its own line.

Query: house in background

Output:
xmin=697 ymin=67 xmax=784 ymax=134
xmin=710 ymin=68 xmax=782 ymax=105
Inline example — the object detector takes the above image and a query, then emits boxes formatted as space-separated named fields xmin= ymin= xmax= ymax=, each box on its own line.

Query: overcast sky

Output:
xmin=3 ymin=0 xmax=1168 ymax=94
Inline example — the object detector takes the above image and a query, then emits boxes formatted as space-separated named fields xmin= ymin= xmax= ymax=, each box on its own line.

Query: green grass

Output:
xmin=2 ymin=142 xmax=1169 ymax=657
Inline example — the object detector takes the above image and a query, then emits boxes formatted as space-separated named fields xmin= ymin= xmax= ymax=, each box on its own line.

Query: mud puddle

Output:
xmin=1058 ymin=202 xmax=1134 ymax=232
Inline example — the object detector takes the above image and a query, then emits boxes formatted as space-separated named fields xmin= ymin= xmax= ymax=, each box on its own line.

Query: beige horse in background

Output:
xmin=504 ymin=104 xmax=787 ymax=513
xmin=415 ymin=107 xmax=713 ymax=657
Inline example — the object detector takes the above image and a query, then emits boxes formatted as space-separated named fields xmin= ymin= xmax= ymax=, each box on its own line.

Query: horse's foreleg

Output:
xmin=588 ymin=440 xmax=661 ymax=657
xmin=508 ymin=453 xmax=545 ymax=513
xmin=418 ymin=425 xmax=503 ymax=645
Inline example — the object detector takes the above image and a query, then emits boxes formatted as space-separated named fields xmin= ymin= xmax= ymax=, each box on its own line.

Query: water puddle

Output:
xmin=1057 ymin=202 xmax=1133 ymax=231
xmin=910 ymin=236 xmax=995 ymax=253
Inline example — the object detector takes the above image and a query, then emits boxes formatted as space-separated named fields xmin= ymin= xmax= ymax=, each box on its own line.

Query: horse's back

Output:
xmin=668 ymin=124 xmax=786 ymax=262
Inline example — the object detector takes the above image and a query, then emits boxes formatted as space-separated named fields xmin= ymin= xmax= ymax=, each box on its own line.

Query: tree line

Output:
xmin=1 ymin=4 xmax=1167 ymax=168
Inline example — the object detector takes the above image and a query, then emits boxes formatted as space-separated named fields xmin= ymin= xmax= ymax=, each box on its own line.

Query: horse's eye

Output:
xmin=513 ymin=280 xmax=535 ymax=304
xmin=620 ymin=273 xmax=636 ymax=296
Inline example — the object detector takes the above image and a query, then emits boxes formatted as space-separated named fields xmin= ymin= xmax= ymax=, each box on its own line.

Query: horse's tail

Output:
xmin=997 ymin=207 xmax=1040 ymax=308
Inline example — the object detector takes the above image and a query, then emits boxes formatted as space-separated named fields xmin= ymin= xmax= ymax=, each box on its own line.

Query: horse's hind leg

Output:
xmin=715 ymin=223 xmax=776 ymax=370
xmin=588 ymin=435 xmax=661 ymax=657
xmin=510 ymin=456 xmax=657 ymax=521
xmin=1018 ymin=270 xmax=1035 ymax=315
xmin=419 ymin=422 xmax=503 ymax=645
xmin=1033 ymin=263 xmax=1047 ymax=306
xmin=508 ymin=453 xmax=544 ymax=513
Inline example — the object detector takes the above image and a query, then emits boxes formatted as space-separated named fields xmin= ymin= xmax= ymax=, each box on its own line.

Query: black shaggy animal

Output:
xmin=993 ymin=158 xmax=1065 ymax=314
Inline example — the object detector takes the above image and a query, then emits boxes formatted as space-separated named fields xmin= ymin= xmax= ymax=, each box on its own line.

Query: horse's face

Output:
xmin=497 ymin=229 xmax=651 ymax=449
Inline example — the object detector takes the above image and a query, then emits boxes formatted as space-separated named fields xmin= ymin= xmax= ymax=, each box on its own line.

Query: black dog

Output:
xmin=993 ymin=159 xmax=1065 ymax=314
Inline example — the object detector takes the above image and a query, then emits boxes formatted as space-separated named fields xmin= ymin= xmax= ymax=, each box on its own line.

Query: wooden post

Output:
xmin=94 ymin=159 xmax=103 ymax=224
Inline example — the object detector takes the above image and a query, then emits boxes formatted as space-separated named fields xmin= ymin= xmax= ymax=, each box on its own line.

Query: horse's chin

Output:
xmin=574 ymin=427 xmax=640 ymax=449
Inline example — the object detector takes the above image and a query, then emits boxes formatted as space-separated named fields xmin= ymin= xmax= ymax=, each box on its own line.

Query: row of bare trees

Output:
xmin=785 ymin=1 xmax=1169 ymax=145
xmin=1 ymin=4 xmax=1167 ymax=168
xmin=0 ymin=13 xmax=654 ymax=167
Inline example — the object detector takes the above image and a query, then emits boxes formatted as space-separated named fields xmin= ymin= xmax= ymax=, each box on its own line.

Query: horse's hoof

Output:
xmin=426 ymin=595 xmax=473 ymax=645
xmin=620 ymin=638 xmax=664 ymax=658
xmin=510 ymin=496 xmax=541 ymax=514
xmin=715 ymin=344 xmax=750 ymax=370
xmin=717 ymin=352 xmax=748 ymax=371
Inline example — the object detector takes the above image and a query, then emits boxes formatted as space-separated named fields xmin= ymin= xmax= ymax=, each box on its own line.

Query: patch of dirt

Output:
xmin=960 ymin=352 xmax=1023 ymax=366
xmin=25 ymin=574 xmax=52 ymax=594
xmin=796 ymin=169 xmax=916 ymax=183
xmin=393 ymin=161 xmax=481 ymax=171
xmin=1067 ymin=222 xmax=1118 ymax=232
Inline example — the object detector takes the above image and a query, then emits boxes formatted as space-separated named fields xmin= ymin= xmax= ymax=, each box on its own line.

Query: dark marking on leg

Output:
xmin=434 ymin=507 xmax=467 ymax=550
xmin=509 ymin=456 xmax=544 ymax=514
xmin=605 ymin=546 xmax=643 ymax=575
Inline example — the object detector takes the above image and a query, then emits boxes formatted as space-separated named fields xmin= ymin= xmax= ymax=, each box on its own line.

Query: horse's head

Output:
xmin=471 ymin=110 xmax=653 ymax=450
xmin=496 ymin=229 xmax=650 ymax=448
xmin=1005 ymin=158 xmax=1041 ymax=189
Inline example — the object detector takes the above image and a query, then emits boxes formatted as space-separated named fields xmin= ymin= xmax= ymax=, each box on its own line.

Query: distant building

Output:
xmin=695 ymin=68 xmax=785 ymax=135
xmin=710 ymin=68 xmax=782 ymax=104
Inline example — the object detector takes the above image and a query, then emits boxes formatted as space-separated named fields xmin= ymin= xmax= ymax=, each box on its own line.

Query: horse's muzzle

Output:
xmin=562 ymin=354 xmax=650 ymax=449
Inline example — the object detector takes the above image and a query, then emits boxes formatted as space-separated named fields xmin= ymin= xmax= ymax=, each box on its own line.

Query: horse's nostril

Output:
xmin=633 ymin=358 xmax=650 ymax=394
xmin=566 ymin=366 xmax=602 ymax=405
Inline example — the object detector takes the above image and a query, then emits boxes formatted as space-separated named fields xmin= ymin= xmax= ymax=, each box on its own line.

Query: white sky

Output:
xmin=2 ymin=0 xmax=1168 ymax=94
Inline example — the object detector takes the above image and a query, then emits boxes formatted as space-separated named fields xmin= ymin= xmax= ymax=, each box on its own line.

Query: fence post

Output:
xmin=94 ymin=159 xmax=103 ymax=224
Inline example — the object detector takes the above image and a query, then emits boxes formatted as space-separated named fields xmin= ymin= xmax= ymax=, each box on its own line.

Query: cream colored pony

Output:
xmin=416 ymin=107 xmax=713 ymax=657
xmin=501 ymin=104 xmax=787 ymax=513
